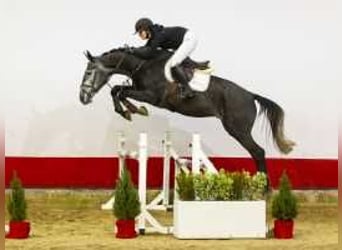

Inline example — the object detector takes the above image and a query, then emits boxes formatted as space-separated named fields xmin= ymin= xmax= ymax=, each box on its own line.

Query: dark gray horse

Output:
xmin=80 ymin=48 xmax=295 ymax=176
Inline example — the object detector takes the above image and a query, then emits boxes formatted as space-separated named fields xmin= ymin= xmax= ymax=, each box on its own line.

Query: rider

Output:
xmin=131 ymin=18 xmax=197 ymax=99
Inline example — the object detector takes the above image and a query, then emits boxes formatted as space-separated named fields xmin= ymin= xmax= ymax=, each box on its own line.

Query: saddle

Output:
xmin=181 ymin=58 xmax=210 ymax=80
xmin=183 ymin=57 xmax=210 ymax=70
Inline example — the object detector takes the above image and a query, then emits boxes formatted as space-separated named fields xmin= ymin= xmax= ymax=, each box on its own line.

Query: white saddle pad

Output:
xmin=189 ymin=68 xmax=213 ymax=92
xmin=164 ymin=62 xmax=213 ymax=92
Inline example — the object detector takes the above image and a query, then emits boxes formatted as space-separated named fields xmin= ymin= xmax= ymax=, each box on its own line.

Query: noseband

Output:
xmin=80 ymin=69 xmax=97 ymax=99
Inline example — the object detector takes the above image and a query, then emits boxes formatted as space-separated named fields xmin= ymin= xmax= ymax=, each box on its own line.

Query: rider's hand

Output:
xmin=123 ymin=44 xmax=135 ymax=54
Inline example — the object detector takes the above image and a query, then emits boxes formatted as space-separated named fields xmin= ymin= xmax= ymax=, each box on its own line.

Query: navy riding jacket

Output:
xmin=133 ymin=24 xmax=187 ymax=59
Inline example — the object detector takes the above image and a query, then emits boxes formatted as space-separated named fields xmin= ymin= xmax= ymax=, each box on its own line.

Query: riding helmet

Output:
xmin=135 ymin=18 xmax=153 ymax=33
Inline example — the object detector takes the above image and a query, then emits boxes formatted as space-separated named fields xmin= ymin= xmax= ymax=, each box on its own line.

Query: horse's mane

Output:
xmin=98 ymin=47 xmax=127 ymax=65
xmin=99 ymin=46 xmax=172 ymax=64
xmin=101 ymin=47 xmax=127 ymax=56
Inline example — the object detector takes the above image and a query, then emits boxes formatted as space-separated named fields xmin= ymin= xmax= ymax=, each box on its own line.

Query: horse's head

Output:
xmin=79 ymin=51 xmax=114 ymax=104
xmin=80 ymin=48 xmax=145 ymax=104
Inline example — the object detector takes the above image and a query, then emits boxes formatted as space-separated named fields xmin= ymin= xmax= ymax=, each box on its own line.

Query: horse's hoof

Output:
xmin=123 ymin=111 xmax=132 ymax=121
xmin=137 ymin=106 xmax=149 ymax=116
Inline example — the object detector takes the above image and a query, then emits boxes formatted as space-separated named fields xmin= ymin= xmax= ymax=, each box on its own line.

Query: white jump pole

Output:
xmin=101 ymin=132 xmax=171 ymax=234
xmin=102 ymin=131 xmax=216 ymax=234
xmin=101 ymin=131 xmax=128 ymax=210
xmin=191 ymin=133 xmax=217 ymax=174
xmin=137 ymin=133 xmax=172 ymax=234
xmin=162 ymin=131 xmax=171 ymax=208
xmin=145 ymin=132 xmax=173 ymax=211
xmin=192 ymin=133 xmax=202 ymax=174
xmin=118 ymin=131 xmax=126 ymax=174
xmin=101 ymin=131 xmax=139 ymax=210
xmin=138 ymin=133 xmax=148 ymax=233
xmin=146 ymin=131 xmax=189 ymax=211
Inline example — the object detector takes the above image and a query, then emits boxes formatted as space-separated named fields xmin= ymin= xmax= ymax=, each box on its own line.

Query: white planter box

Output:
xmin=173 ymin=200 xmax=266 ymax=239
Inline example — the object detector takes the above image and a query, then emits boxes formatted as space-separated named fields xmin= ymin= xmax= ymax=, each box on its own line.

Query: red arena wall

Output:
xmin=5 ymin=157 xmax=337 ymax=189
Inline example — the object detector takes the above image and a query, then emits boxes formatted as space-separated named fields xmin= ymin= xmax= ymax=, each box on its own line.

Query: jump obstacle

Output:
xmin=101 ymin=131 xmax=218 ymax=234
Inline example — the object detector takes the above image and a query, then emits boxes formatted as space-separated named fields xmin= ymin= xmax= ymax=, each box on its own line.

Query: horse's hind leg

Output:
xmin=220 ymin=100 xmax=267 ymax=174
xmin=224 ymin=125 xmax=267 ymax=174
xmin=222 ymin=122 xmax=270 ymax=190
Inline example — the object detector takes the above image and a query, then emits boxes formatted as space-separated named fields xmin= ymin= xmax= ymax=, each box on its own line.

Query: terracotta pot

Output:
xmin=6 ymin=221 xmax=31 ymax=239
xmin=115 ymin=219 xmax=137 ymax=238
xmin=274 ymin=219 xmax=294 ymax=239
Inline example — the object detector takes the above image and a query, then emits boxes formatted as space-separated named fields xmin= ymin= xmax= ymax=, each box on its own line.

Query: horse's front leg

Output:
xmin=120 ymin=89 xmax=159 ymax=107
xmin=110 ymin=86 xmax=132 ymax=121
xmin=113 ymin=86 xmax=148 ymax=116
xmin=121 ymin=98 xmax=149 ymax=117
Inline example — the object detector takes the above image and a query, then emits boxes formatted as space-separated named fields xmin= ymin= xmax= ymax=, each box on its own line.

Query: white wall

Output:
xmin=2 ymin=0 xmax=340 ymax=158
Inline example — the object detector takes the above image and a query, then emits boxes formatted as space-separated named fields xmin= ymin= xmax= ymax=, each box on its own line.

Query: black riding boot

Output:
xmin=172 ymin=65 xmax=194 ymax=99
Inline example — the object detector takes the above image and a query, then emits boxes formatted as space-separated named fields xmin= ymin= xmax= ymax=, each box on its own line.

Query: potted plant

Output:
xmin=113 ymin=165 xmax=141 ymax=238
xmin=271 ymin=171 xmax=298 ymax=239
xmin=174 ymin=169 xmax=268 ymax=239
xmin=6 ymin=173 xmax=30 ymax=239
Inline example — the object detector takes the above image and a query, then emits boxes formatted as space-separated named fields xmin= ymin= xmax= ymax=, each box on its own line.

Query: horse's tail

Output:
xmin=254 ymin=94 xmax=295 ymax=154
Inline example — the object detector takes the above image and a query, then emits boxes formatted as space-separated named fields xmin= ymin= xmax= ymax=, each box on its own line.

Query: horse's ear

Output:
xmin=84 ymin=50 xmax=94 ymax=62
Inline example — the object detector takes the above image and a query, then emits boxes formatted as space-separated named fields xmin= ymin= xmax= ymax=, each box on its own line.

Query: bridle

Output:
xmin=80 ymin=69 xmax=97 ymax=100
xmin=81 ymin=51 xmax=145 ymax=95
xmin=113 ymin=52 xmax=145 ymax=76
xmin=104 ymin=52 xmax=145 ymax=89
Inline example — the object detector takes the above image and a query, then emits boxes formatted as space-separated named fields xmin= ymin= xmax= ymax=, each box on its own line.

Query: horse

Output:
xmin=79 ymin=47 xmax=295 ymax=178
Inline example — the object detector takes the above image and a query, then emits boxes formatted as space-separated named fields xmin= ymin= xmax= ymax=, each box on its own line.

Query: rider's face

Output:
xmin=138 ymin=30 xmax=149 ymax=40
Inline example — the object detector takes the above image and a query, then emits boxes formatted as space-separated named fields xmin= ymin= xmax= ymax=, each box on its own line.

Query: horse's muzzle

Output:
xmin=79 ymin=91 xmax=92 ymax=105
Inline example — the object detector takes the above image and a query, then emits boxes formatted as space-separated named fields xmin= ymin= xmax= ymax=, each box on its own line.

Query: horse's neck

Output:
xmin=121 ymin=54 xmax=146 ymax=76
xmin=112 ymin=52 xmax=169 ymax=81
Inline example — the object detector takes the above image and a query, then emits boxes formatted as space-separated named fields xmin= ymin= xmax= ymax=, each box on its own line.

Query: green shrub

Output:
xmin=250 ymin=172 xmax=268 ymax=200
xmin=230 ymin=170 xmax=252 ymax=200
xmin=194 ymin=169 xmax=233 ymax=201
xmin=176 ymin=169 xmax=195 ymax=201
xmin=271 ymin=171 xmax=298 ymax=220
xmin=193 ymin=172 xmax=215 ymax=201
xmin=212 ymin=169 xmax=234 ymax=200
xmin=176 ymin=169 xmax=267 ymax=201
xmin=113 ymin=165 xmax=141 ymax=220
xmin=7 ymin=173 xmax=27 ymax=221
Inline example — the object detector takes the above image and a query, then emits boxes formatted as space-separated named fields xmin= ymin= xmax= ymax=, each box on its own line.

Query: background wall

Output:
xmin=2 ymin=0 xmax=340 ymax=159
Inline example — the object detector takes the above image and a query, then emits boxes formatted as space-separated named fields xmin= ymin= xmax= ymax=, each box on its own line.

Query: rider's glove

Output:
xmin=123 ymin=44 xmax=135 ymax=54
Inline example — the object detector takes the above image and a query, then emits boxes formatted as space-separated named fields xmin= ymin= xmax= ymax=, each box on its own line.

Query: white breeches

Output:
xmin=168 ymin=31 xmax=198 ymax=67
xmin=164 ymin=31 xmax=198 ymax=82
